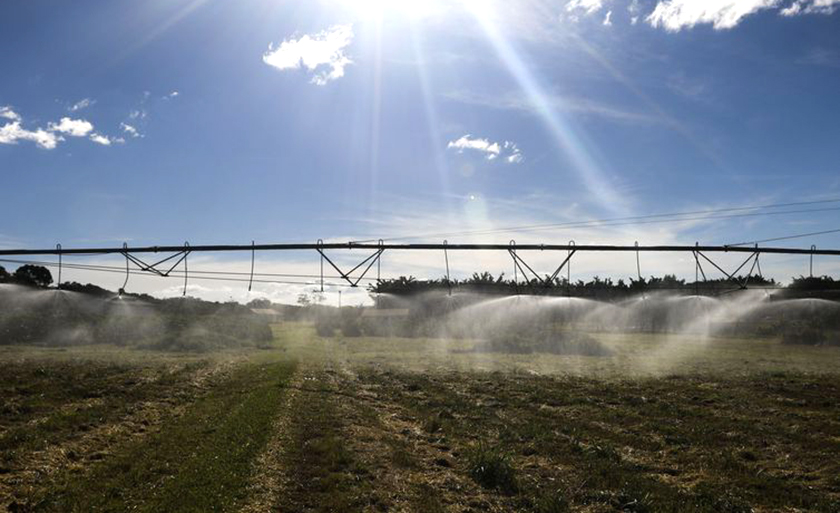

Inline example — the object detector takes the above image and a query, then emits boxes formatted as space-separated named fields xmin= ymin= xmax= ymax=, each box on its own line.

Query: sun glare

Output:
xmin=336 ymin=0 xmax=444 ymax=20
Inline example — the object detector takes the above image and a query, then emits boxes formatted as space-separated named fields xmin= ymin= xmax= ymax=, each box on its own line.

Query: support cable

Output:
xmin=183 ymin=242 xmax=190 ymax=297
xmin=740 ymin=250 xmax=760 ymax=290
xmin=315 ymin=241 xmax=383 ymax=288
xmin=0 ymin=257 xmax=378 ymax=283
xmin=726 ymin=227 xmax=840 ymax=247
xmin=12 ymin=260 xmax=351 ymax=288
xmin=636 ymin=241 xmax=646 ymax=299
xmin=350 ymin=249 xmax=383 ymax=287
xmin=509 ymin=241 xmax=519 ymax=295
xmin=507 ymin=241 xmax=544 ymax=286
xmin=444 ymin=240 xmax=451 ymax=296
xmin=694 ymin=250 xmax=699 ymax=296
xmin=567 ymin=240 xmax=575 ymax=297
xmin=635 ymin=241 xmax=642 ymax=281
xmin=248 ymin=241 xmax=255 ymax=292
xmin=547 ymin=250 xmax=576 ymax=284
xmin=120 ymin=243 xmax=130 ymax=295
xmin=377 ymin=239 xmax=383 ymax=283
xmin=509 ymin=242 xmax=548 ymax=290
xmin=56 ymin=244 xmax=62 ymax=289
xmin=352 ymin=199 xmax=840 ymax=244
xmin=318 ymin=239 xmax=324 ymax=292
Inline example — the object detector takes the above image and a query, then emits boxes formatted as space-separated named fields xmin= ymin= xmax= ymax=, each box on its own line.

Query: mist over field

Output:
xmin=5 ymin=0 xmax=840 ymax=510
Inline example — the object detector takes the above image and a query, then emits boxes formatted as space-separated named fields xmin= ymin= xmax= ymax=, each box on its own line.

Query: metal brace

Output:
xmin=695 ymin=246 xmax=761 ymax=291
xmin=316 ymin=240 xmax=384 ymax=288
xmin=118 ymin=242 xmax=192 ymax=295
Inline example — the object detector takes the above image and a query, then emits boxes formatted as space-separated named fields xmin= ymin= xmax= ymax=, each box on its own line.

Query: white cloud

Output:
xmin=0 ymin=121 xmax=62 ymax=149
xmin=163 ymin=91 xmax=180 ymax=100
xmin=603 ymin=10 xmax=614 ymax=25
xmin=121 ymin=122 xmax=142 ymax=138
xmin=647 ymin=0 xmax=781 ymax=31
xmin=0 ymin=106 xmax=22 ymax=122
xmin=48 ymin=117 xmax=94 ymax=137
xmin=69 ymin=98 xmax=95 ymax=112
xmin=781 ymin=0 xmax=840 ymax=15
xmin=89 ymin=133 xmax=123 ymax=146
xmin=628 ymin=0 xmax=642 ymax=23
xmin=447 ymin=135 xmax=523 ymax=163
xmin=448 ymin=135 xmax=501 ymax=160
xmin=566 ymin=0 xmax=604 ymax=15
xmin=646 ymin=0 xmax=840 ymax=31
xmin=504 ymin=141 xmax=524 ymax=163
xmin=262 ymin=24 xmax=354 ymax=85
xmin=0 ymin=107 xmax=123 ymax=150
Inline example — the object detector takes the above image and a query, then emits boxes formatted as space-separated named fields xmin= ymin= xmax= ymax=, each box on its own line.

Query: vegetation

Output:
xmin=466 ymin=444 xmax=519 ymax=495
xmin=1 ymin=322 xmax=840 ymax=511
xmin=10 ymin=264 xmax=54 ymax=288
xmin=29 ymin=361 xmax=296 ymax=512
xmin=2 ymin=265 xmax=840 ymax=511
xmin=370 ymin=272 xmax=780 ymax=300
xmin=0 ymin=269 xmax=273 ymax=352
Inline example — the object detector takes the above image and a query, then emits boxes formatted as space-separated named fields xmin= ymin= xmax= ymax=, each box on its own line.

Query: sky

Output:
xmin=1 ymin=0 xmax=840 ymax=305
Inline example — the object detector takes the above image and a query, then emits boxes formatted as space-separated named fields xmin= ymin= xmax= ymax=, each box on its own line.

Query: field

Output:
xmin=2 ymin=324 xmax=840 ymax=512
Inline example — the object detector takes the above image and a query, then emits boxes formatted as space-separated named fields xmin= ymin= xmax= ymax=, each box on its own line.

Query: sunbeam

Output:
xmin=463 ymin=3 xmax=631 ymax=217
xmin=408 ymin=18 xmax=454 ymax=218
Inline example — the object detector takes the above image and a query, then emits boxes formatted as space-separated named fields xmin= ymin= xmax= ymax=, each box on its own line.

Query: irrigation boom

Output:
xmin=1 ymin=241 xmax=836 ymax=292
xmin=1 ymin=242 xmax=839 ymax=256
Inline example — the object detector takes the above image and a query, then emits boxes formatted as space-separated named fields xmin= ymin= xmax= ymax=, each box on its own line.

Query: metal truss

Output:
xmin=315 ymin=239 xmax=384 ymax=290
xmin=5 ymin=242 xmax=838 ymax=256
xmin=118 ymin=242 xmax=191 ymax=296
xmin=4 ymin=240 xmax=837 ymax=295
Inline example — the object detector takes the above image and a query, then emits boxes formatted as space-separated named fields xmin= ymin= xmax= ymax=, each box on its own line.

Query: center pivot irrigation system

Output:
xmin=1 ymin=240 xmax=838 ymax=297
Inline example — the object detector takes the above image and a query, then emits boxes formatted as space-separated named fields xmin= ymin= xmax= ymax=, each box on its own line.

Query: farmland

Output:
xmin=2 ymin=324 xmax=840 ymax=512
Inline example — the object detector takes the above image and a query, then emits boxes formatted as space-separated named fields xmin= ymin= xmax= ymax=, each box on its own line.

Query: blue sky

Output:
xmin=2 ymin=0 xmax=840 ymax=303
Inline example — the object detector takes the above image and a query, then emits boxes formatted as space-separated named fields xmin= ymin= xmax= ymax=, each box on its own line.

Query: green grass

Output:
xmin=5 ymin=322 xmax=840 ymax=512
xmin=466 ymin=443 xmax=519 ymax=495
xmin=275 ymin=321 xmax=840 ymax=377
xmin=31 ymin=360 xmax=297 ymax=512
xmin=357 ymin=367 xmax=840 ymax=512
xmin=277 ymin=371 xmax=373 ymax=512
xmin=0 ymin=360 xmax=205 ymax=468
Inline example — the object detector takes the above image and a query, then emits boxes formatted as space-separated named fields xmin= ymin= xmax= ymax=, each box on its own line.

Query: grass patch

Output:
xmin=31 ymin=360 xmax=296 ymax=512
xmin=0 ymin=361 xmax=205 ymax=467
xmin=356 ymin=368 xmax=840 ymax=512
xmin=466 ymin=443 xmax=519 ymax=495
xmin=278 ymin=372 xmax=373 ymax=512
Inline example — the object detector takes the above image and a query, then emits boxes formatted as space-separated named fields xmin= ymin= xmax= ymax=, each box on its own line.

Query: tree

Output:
xmin=297 ymin=290 xmax=326 ymax=307
xmin=13 ymin=265 xmax=53 ymax=288
xmin=0 ymin=265 xmax=8 ymax=282
xmin=247 ymin=298 xmax=272 ymax=309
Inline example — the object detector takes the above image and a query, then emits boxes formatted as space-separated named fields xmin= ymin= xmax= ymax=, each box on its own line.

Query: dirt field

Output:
xmin=2 ymin=324 xmax=840 ymax=512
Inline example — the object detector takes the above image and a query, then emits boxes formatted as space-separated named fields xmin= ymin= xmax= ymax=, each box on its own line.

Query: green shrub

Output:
xmin=314 ymin=316 xmax=338 ymax=337
xmin=466 ymin=443 xmax=518 ymax=495
xmin=780 ymin=327 xmax=836 ymax=346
